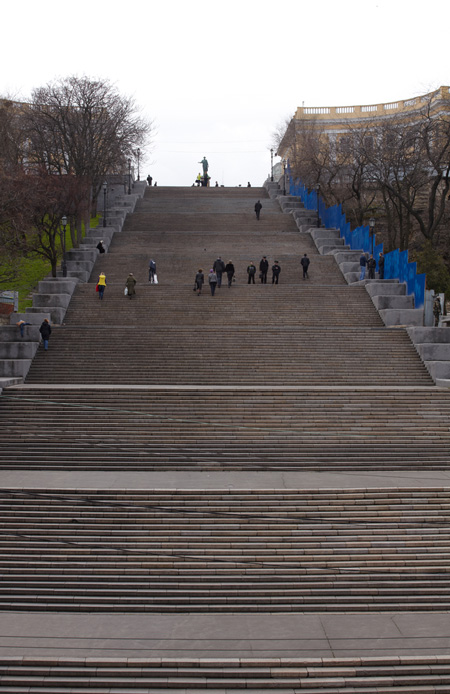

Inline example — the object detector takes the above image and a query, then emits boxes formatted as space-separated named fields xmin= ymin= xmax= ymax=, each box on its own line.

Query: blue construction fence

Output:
xmin=288 ymin=175 xmax=426 ymax=308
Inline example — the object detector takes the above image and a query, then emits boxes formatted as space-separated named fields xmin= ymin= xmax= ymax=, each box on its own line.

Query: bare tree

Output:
xmin=25 ymin=169 xmax=84 ymax=277
xmin=364 ymin=103 xmax=450 ymax=248
xmin=0 ymin=166 xmax=32 ymax=282
xmin=24 ymin=76 xmax=152 ymax=244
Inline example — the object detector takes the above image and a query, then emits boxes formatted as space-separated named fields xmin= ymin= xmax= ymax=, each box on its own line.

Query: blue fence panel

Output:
xmin=399 ymin=250 xmax=409 ymax=283
xmin=285 ymin=174 xmax=426 ymax=306
xmin=415 ymin=274 xmax=426 ymax=308
xmin=407 ymin=262 xmax=417 ymax=296
xmin=385 ymin=249 xmax=399 ymax=280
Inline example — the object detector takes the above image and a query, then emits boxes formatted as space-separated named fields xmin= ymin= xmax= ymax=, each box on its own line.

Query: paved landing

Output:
xmin=1 ymin=611 xmax=449 ymax=658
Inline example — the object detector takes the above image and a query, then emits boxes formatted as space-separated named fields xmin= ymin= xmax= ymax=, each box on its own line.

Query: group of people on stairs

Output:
xmin=194 ymin=254 xmax=311 ymax=295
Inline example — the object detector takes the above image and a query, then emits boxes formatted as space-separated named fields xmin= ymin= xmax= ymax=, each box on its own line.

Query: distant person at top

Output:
xmin=199 ymin=156 xmax=209 ymax=175
xmin=154 ymin=181 xmax=158 ymax=186
xmin=147 ymin=174 xmax=153 ymax=185
xmin=196 ymin=173 xmax=202 ymax=186
xmin=215 ymin=181 xmax=219 ymax=187
xmin=247 ymin=182 xmax=251 ymax=187
xmin=96 ymin=240 xmax=105 ymax=254
xmin=254 ymin=200 xmax=262 ymax=220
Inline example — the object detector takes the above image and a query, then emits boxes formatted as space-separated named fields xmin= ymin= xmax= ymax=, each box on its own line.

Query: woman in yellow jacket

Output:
xmin=97 ymin=272 xmax=107 ymax=300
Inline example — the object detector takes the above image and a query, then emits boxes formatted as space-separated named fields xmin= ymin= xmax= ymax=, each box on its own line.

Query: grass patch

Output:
xmin=0 ymin=216 xmax=101 ymax=312
xmin=0 ymin=256 xmax=52 ymax=312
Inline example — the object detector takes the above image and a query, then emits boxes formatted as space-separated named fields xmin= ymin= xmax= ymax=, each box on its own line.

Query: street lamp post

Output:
xmin=102 ymin=181 xmax=107 ymax=228
xmin=369 ymin=217 xmax=375 ymax=255
xmin=61 ymin=215 xmax=67 ymax=278
xmin=128 ymin=159 xmax=131 ymax=194
xmin=136 ymin=148 xmax=140 ymax=181
xmin=270 ymin=149 xmax=274 ymax=182
xmin=316 ymin=183 xmax=321 ymax=228
xmin=283 ymin=160 xmax=286 ymax=196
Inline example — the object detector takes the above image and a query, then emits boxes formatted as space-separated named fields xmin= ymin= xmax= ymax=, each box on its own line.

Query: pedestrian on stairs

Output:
xmin=213 ymin=257 xmax=226 ymax=287
xmin=96 ymin=240 xmax=106 ymax=254
xmin=254 ymin=200 xmax=262 ymax=220
xmin=17 ymin=320 xmax=31 ymax=338
xmin=259 ymin=256 xmax=269 ymax=283
xmin=247 ymin=262 xmax=257 ymax=284
xmin=149 ymin=259 xmax=157 ymax=283
xmin=194 ymin=269 xmax=204 ymax=295
xmin=39 ymin=319 xmax=51 ymax=351
xmin=359 ymin=253 xmax=367 ymax=281
xmin=272 ymin=261 xmax=281 ymax=284
xmin=301 ymin=253 xmax=310 ymax=280
xmin=367 ymin=254 xmax=376 ymax=280
xmin=97 ymin=272 xmax=107 ymax=300
xmin=225 ymin=260 xmax=235 ymax=287
xmin=126 ymin=273 xmax=136 ymax=299
xmin=208 ymin=269 xmax=218 ymax=296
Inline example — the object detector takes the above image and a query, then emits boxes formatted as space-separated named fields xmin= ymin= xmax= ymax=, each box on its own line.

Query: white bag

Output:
xmin=124 ymin=287 xmax=128 ymax=296
xmin=153 ymin=274 xmax=158 ymax=285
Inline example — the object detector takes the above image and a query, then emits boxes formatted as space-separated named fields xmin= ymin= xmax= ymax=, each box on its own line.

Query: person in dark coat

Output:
xmin=195 ymin=269 xmax=204 ymax=295
xmin=39 ymin=319 xmax=51 ymax=350
xmin=272 ymin=261 xmax=281 ymax=284
xmin=359 ymin=253 xmax=367 ymax=280
xmin=126 ymin=273 xmax=136 ymax=299
xmin=208 ymin=269 xmax=218 ymax=296
xmin=96 ymin=240 xmax=106 ymax=254
xmin=378 ymin=253 xmax=385 ymax=279
xmin=247 ymin=262 xmax=257 ymax=284
xmin=254 ymin=200 xmax=262 ymax=220
xmin=225 ymin=260 xmax=235 ymax=288
xmin=259 ymin=256 xmax=269 ymax=283
xmin=367 ymin=254 xmax=376 ymax=280
xmin=213 ymin=257 xmax=226 ymax=288
xmin=301 ymin=253 xmax=310 ymax=279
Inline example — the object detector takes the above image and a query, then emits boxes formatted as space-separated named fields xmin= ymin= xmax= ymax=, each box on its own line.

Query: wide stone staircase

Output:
xmin=1 ymin=186 xmax=450 ymax=692
xmin=2 ymin=387 xmax=450 ymax=470
xmin=2 ymin=486 xmax=450 ymax=613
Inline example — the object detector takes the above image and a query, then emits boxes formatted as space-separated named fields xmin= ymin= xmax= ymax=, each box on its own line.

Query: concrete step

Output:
xmin=2 ymin=654 xmax=450 ymax=693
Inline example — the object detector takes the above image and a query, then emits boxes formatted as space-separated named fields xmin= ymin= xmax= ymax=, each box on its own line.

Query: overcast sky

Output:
xmin=2 ymin=0 xmax=449 ymax=187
